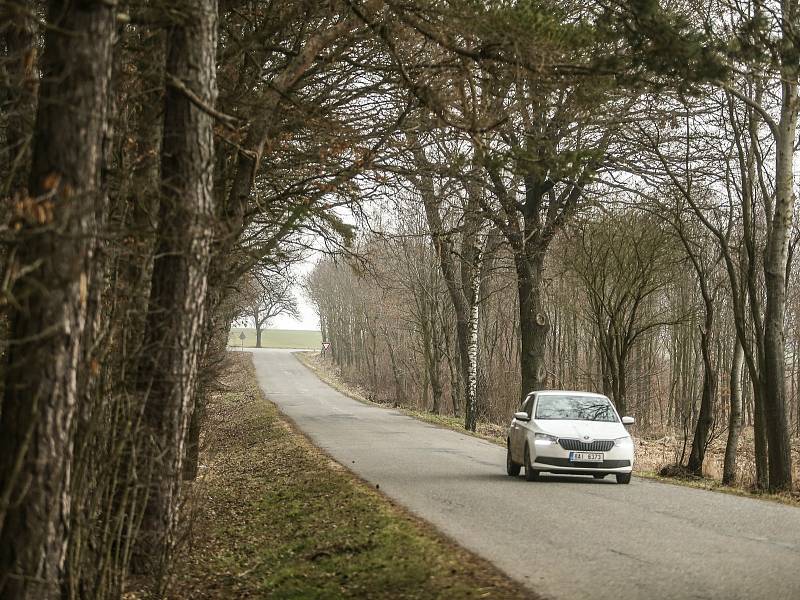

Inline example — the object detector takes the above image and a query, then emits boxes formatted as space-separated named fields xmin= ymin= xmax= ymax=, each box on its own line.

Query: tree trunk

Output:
xmin=416 ymin=147 xmax=481 ymax=422
xmin=753 ymin=381 xmax=769 ymax=489
xmin=723 ymin=339 xmax=744 ymax=485
xmin=383 ymin=329 xmax=406 ymax=406
xmin=130 ymin=0 xmax=218 ymax=585
xmin=0 ymin=1 xmax=115 ymax=597
xmin=255 ymin=310 xmax=263 ymax=348
xmin=761 ymin=68 xmax=796 ymax=491
xmin=464 ymin=263 xmax=482 ymax=431
xmin=420 ymin=313 xmax=443 ymax=414
xmin=688 ymin=326 xmax=718 ymax=475
xmin=614 ymin=353 xmax=628 ymax=417
xmin=442 ymin=324 xmax=461 ymax=415
xmin=794 ymin=340 xmax=800 ymax=436
xmin=516 ymin=252 xmax=548 ymax=398
xmin=410 ymin=132 xmax=496 ymax=425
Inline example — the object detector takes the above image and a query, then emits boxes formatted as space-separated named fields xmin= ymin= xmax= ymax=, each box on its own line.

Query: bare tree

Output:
xmin=237 ymin=269 xmax=300 ymax=348
xmin=566 ymin=210 xmax=680 ymax=416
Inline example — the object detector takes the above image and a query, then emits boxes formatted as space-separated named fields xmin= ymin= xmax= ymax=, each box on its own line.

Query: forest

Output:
xmin=0 ymin=0 xmax=798 ymax=598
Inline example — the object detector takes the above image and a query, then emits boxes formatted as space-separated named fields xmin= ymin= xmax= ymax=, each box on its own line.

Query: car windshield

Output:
xmin=535 ymin=395 xmax=618 ymax=422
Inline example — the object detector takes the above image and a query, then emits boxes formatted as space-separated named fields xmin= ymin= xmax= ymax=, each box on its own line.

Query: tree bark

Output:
xmin=517 ymin=251 xmax=549 ymax=397
xmin=761 ymin=63 xmax=796 ymax=490
xmin=688 ymin=325 xmax=717 ymax=475
xmin=687 ymin=248 xmax=718 ymax=476
xmin=723 ymin=339 xmax=744 ymax=485
xmin=130 ymin=0 xmax=218 ymax=584
xmin=0 ymin=1 xmax=115 ymax=597
xmin=464 ymin=250 xmax=482 ymax=431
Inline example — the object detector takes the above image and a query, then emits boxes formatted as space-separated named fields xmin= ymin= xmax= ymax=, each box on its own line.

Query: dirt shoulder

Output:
xmin=170 ymin=352 xmax=536 ymax=599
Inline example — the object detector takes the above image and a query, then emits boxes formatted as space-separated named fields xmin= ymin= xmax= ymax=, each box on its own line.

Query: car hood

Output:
xmin=533 ymin=419 xmax=628 ymax=441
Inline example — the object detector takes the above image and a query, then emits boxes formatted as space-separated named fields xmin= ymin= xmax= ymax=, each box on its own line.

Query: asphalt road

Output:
xmin=251 ymin=348 xmax=800 ymax=600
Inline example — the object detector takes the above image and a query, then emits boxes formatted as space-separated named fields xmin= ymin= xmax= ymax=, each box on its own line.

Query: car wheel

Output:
xmin=524 ymin=444 xmax=540 ymax=481
xmin=616 ymin=473 xmax=632 ymax=484
xmin=593 ymin=474 xmax=606 ymax=480
xmin=507 ymin=442 xmax=521 ymax=476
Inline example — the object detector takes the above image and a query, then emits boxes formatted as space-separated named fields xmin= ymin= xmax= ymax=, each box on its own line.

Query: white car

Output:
xmin=506 ymin=390 xmax=635 ymax=484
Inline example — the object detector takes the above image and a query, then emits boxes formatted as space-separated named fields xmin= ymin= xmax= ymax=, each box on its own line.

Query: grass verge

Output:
xmin=228 ymin=327 xmax=322 ymax=349
xmin=170 ymin=352 xmax=537 ymax=599
xmin=294 ymin=352 xmax=800 ymax=508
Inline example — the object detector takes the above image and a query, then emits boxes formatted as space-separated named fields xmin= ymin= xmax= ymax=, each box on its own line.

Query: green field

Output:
xmin=228 ymin=327 xmax=322 ymax=349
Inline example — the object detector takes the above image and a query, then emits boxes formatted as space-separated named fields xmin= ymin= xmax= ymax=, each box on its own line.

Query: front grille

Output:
xmin=537 ymin=457 xmax=631 ymax=469
xmin=558 ymin=438 xmax=614 ymax=452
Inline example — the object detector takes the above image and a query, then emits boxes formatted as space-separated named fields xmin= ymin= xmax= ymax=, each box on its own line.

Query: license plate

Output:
xmin=569 ymin=452 xmax=603 ymax=462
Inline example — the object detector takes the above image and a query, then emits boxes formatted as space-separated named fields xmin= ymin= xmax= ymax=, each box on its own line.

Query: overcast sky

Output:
xmin=270 ymin=253 xmax=320 ymax=330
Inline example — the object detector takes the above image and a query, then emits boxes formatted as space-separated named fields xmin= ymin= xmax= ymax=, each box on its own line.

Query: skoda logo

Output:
xmin=583 ymin=435 xmax=589 ymax=440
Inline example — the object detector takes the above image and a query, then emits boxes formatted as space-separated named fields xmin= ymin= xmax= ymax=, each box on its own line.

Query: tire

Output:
xmin=616 ymin=473 xmax=632 ymax=484
xmin=524 ymin=444 xmax=540 ymax=481
xmin=593 ymin=474 xmax=606 ymax=480
xmin=506 ymin=442 xmax=521 ymax=476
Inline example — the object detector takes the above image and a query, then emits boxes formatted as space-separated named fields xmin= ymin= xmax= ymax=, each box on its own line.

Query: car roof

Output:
xmin=532 ymin=390 xmax=608 ymax=398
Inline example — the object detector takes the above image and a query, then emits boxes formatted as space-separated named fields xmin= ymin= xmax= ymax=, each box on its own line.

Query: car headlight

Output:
xmin=534 ymin=432 xmax=559 ymax=446
xmin=614 ymin=436 xmax=634 ymax=448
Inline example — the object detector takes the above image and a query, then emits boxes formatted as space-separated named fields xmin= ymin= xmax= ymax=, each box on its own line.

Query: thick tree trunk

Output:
xmin=130 ymin=0 xmax=218 ymax=584
xmin=517 ymin=252 xmax=548 ymax=397
xmin=723 ymin=339 xmax=744 ymax=485
xmin=0 ymin=1 xmax=115 ymax=597
xmin=761 ymin=71 xmax=796 ymax=491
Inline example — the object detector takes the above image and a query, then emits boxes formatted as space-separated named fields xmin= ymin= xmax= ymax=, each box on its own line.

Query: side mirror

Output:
xmin=514 ymin=411 xmax=531 ymax=422
xmin=622 ymin=416 xmax=635 ymax=425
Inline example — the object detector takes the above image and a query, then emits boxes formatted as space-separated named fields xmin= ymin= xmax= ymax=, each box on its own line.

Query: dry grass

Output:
xmin=170 ymin=352 xmax=537 ymax=599
xmin=632 ymin=433 xmax=800 ymax=505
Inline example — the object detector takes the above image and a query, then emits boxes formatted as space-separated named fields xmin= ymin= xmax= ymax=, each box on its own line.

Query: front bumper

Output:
xmin=531 ymin=440 xmax=634 ymax=473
